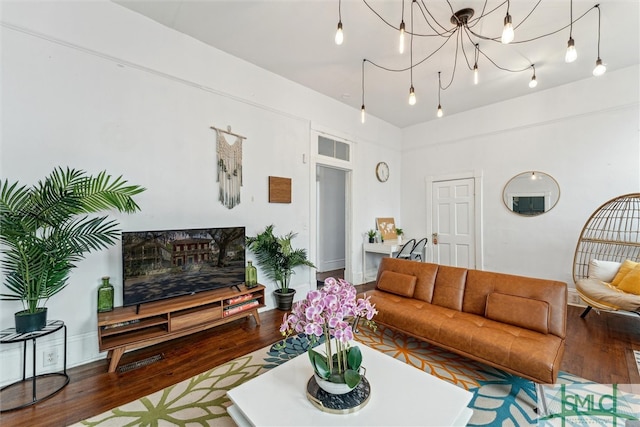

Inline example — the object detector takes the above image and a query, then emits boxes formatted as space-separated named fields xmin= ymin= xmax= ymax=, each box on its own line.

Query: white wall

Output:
xmin=2 ymin=0 xmax=637 ymax=382
xmin=0 ymin=1 xmax=402 ymax=382
xmin=401 ymin=65 xmax=640 ymax=285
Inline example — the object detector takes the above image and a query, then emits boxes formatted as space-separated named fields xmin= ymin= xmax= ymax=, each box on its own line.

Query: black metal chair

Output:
xmin=396 ymin=239 xmax=416 ymax=260
xmin=409 ymin=238 xmax=428 ymax=261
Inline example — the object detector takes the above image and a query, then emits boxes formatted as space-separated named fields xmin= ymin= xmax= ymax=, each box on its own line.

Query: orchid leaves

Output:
xmin=309 ymin=345 xmax=363 ymax=388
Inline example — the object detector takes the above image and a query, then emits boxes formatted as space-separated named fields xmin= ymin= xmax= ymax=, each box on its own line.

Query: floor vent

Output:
xmin=117 ymin=353 xmax=164 ymax=373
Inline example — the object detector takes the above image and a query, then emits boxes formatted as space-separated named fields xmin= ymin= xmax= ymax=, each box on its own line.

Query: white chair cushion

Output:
xmin=587 ymin=259 xmax=622 ymax=283
xmin=576 ymin=278 xmax=640 ymax=311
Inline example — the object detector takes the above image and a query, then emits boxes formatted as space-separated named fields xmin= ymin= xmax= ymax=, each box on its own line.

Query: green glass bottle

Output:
xmin=97 ymin=276 xmax=114 ymax=312
xmin=245 ymin=261 xmax=258 ymax=288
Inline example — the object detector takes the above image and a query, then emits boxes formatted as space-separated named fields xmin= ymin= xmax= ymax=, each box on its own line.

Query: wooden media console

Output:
xmin=97 ymin=284 xmax=265 ymax=372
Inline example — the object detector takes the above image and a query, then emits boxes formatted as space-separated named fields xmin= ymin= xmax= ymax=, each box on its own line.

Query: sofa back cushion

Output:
xmin=376 ymin=270 xmax=417 ymax=298
xmin=463 ymin=270 xmax=567 ymax=338
xmin=485 ymin=292 xmax=549 ymax=334
xmin=376 ymin=258 xmax=438 ymax=303
xmin=431 ymin=265 xmax=467 ymax=311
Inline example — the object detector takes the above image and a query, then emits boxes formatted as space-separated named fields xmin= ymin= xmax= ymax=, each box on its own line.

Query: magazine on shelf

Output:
xmin=226 ymin=293 xmax=255 ymax=305
xmin=223 ymin=299 xmax=259 ymax=317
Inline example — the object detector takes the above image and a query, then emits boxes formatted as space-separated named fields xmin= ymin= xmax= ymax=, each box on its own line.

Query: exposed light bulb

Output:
xmin=473 ymin=64 xmax=479 ymax=85
xmin=408 ymin=86 xmax=416 ymax=105
xmin=501 ymin=13 xmax=514 ymax=44
xmin=437 ymin=104 xmax=443 ymax=118
xmin=399 ymin=21 xmax=405 ymax=54
xmin=593 ymin=58 xmax=606 ymax=76
xmin=565 ymin=37 xmax=577 ymax=63
xmin=361 ymin=105 xmax=366 ymax=123
xmin=335 ymin=21 xmax=343 ymax=45
xmin=529 ymin=75 xmax=537 ymax=88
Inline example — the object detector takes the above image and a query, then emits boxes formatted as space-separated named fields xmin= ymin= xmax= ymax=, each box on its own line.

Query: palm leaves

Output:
xmin=245 ymin=225 xmax=315 ymax=291
xmin=0 ymin=167 xmax=145 ymax=313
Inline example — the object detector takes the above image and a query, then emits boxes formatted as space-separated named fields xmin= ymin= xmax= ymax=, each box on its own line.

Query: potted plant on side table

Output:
xmin=395 ymin=228 xmax=404 ymax=244
xmin=246 ymin=224 xmax=315 ymax=311
xmin=0 ymin=167 xmax=145 ymax=333
xmin=366 ymin=229 xmax=377 ymax=243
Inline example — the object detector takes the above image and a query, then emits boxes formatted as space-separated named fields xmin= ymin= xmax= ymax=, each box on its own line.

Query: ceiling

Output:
xmin=113 ymin=0 xmax=639 ymax=128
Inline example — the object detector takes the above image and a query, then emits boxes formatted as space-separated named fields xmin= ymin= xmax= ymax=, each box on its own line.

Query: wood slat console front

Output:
xmin=98 ymin=284 xmax=265 ymax=372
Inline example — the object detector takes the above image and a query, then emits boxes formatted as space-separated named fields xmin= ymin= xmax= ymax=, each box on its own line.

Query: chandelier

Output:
xmin=334 ymin=0 xmax=606 ymax=123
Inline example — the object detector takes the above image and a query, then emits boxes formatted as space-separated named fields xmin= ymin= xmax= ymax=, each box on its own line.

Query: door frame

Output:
xmin=309 ymin=130 xmax=354 ymax=286
xmin=425 ymin=171 xmax=484 ymax=269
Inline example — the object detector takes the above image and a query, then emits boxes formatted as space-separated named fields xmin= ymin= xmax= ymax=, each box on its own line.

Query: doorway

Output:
xmin=310 ymin=131 xmax=353 ymax=287
xmin=316 ymin=165 xmax=347 ymax=285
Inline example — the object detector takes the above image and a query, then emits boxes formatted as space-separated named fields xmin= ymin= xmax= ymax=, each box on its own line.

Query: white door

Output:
xmin=432 ymin=178 xmax=475 ymax=268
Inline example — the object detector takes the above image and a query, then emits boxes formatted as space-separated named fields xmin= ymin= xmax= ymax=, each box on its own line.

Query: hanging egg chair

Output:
xmin=573 ymin=193 xmax=640 ymax=318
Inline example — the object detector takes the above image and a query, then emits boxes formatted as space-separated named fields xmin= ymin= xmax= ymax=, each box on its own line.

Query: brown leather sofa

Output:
xmin=365 ymin=257 xmax=567 ymax=384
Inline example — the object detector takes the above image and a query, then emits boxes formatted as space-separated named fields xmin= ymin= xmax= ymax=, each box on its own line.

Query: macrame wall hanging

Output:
xmin=210 ymin=125 xmax=245 ymax=209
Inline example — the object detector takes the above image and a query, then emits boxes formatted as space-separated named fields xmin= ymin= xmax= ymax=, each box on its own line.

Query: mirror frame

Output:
xmin=502 ymin=171 xmax=560 ymax=216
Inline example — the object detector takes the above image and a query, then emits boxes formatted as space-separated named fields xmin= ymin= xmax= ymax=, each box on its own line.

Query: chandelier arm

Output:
xmin=363 ymin=31 xmax=454 ymax=73
xmin=466 ymin=27 xmax=501 ymax=43
xmin=513 ymin=0 xmax=543 ymax=31
xmin=362 ymin=59 xmax=365 ymax=105
xmin=467 ymin=0 xmax=502 ymax=28
xmin=361 ymin=0 xmax=442 ymax=37
xmin=511 ymin=4 xmax=598 ymax=44
xmin=596 ymin=4 xmax=601 ymax=58
xmin=413 ymin=32 xmax=456 ymax=69
xmin=416 ymin=0 xmax=455 ymax=37
xmin=476 ymin=47 xmax=532 ymax=73
xmin=441 ymin=33 xmax=460 ymax=90
xmin=444 ymin=0 xmax=456 ymax=16
xmin=459 ymin=28 xmax=475 ymax=71
xmin=467 ymin=2 xmax=594 ymax=44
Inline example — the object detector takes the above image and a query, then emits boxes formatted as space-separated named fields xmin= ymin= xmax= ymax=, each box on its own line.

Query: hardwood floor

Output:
xmin=1 ymin=301 xmax=639 ymax=426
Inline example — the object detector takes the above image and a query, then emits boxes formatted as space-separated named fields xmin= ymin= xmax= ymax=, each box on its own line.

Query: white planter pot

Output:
xmin=313 ymin=374 xmax=356 ymax=395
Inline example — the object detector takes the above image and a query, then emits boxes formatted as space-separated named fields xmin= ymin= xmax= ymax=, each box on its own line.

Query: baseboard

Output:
xmin=0 ymin=330 xmax=104 ymax=387
xmin=567 ymin=288 xmax=586 ymax=307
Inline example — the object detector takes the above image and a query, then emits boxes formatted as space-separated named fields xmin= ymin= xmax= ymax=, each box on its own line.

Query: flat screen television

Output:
xmin=121 ymin=226 xmax=246 ymax=307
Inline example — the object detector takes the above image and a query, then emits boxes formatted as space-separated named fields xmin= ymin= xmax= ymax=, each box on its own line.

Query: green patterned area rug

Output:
xmin=74 ymin=324 xmax=635 ymax=426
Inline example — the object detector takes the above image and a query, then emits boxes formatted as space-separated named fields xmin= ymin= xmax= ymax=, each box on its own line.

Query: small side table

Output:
xmin=0 ymin=320 xmax=70 ymax=412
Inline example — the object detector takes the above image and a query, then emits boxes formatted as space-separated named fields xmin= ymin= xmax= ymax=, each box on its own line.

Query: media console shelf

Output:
xmin=98 ymin=284 xmax=265 ymax=373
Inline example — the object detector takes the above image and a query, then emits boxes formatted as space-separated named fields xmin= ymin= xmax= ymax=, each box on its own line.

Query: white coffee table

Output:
xmin=227 ymin=341 xmax=473 ymax=426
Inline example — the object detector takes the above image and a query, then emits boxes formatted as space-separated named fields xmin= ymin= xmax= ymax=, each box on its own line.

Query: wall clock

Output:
xmin=376 ymin=162 xmax=389 ymax=182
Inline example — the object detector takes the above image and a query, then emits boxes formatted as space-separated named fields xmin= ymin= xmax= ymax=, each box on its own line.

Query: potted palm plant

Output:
xmin=0 ymin=167 xmax=145 ymax=333
xmin=246 ymin=224 xmax=315 ymax=311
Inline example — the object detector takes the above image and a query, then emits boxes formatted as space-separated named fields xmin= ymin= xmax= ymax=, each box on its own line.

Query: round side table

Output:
xmin=0 ymin=320 xmax=70 ymax=412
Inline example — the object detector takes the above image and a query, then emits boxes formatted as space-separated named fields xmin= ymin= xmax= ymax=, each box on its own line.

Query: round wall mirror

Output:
xmin=503 ymin=171 xmax=560 ymax=216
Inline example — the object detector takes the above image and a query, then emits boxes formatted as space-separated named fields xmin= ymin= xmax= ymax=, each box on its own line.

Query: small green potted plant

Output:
xmin=367 ymin=229 xmax=377 ymax=243
xmin=0 ymin=167 xmax=145 ymax=333
xmin=395 ymin=228 xmax=404 ymax=243
xmin=246 ymin=225 xmax=315 ymax=311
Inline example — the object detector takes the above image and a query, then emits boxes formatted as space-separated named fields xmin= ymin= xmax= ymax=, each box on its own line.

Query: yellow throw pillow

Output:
xmin=610 ymin=259 xmax=639 ymax=287
xmin=617 ymin=264 xmax=640 ymax=295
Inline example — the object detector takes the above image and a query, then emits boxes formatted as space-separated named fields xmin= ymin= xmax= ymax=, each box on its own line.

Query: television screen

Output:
xmin=122 ymin=226 xmax=246 ymax=306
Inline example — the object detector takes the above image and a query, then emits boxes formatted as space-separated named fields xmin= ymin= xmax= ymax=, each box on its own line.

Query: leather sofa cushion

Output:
xmin=485 ymin=292 xmax=549 ymax=334
xmin=377 ymin=270 xmax=417 ymax=298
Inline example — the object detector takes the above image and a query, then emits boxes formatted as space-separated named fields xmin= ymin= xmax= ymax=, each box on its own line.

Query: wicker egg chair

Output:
xmin=573 ymin=193 xmax=640 ymax=318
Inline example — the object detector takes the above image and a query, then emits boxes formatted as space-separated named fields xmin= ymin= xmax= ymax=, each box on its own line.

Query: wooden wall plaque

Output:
xmin=269 ymin=176 xmax=292 ymax=203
